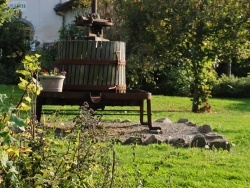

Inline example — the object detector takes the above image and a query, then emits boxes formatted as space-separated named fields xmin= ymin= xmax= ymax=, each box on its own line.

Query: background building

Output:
xmin=8 ymin=0 xmax=76 ymax=48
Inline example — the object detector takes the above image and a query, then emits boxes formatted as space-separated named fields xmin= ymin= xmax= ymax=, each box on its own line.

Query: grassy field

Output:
xmin=1 ymin=85 xmax=250 ymax=187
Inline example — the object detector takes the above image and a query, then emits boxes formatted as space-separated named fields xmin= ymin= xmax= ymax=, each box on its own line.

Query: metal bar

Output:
xmin=56 ymin=59 xmax=125 ymax=65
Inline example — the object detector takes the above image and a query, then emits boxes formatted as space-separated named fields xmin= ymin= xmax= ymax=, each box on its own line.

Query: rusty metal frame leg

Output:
xmin=139 ymin=99 xmax=154 ymax=130
xmin=147 ymin=99 xmax=153 ymax=129
xmin=139 ymin=98 xmax=161 ymax=130
xmin=139 ymin=101 xmax=144 ymax=125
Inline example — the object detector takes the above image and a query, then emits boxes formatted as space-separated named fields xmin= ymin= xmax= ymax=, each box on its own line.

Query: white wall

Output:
xmin=8 ymin=0 xmax=64 ymax=44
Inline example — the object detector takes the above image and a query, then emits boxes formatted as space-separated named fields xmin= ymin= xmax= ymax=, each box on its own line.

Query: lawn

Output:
xmin=1 ymin=85 xmax=250 ymax=187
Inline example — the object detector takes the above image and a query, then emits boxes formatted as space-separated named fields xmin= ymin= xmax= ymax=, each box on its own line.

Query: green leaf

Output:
xmin=16 ymin=70 xmax=31 ymax=77
xmin=0 ymin=94 xmax=8 ymax=103
xmin=10 ymin=114 xmax=26 ymax=131
xmin=1 ymin=152 xmax=8 ymax=168
xmin=9 ymin=166 xmax=18 ymax=174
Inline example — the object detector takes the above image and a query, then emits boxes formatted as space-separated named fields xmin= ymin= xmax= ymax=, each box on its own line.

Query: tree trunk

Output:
xmin=192 ymin=85 xmax=199 ymax=112
xmin=226 ymin=60 xmax=232 ymax=76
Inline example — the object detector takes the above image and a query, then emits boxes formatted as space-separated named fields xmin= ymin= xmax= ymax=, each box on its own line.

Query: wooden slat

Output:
xmin=101 ymin=41 xmax=108 ymax=59
xmin=73 ymin=41 xmax=78 ymax=59
xmin=65 ymin=65 xmax=70 ymax=85
xmin=93 ymin=65 xmax=99 ymax=85
xmin=79 ymin=65 xmax=85 ymax=85
xmin=86 ymin=41 xmax=93 ymax=59
xmin=81 ymin=41 xmax=88 ymax=59
xmin=95 ymin=41 xmax=102 ymax=59
xmin=56 ymin=40 xmax=126 ymax=92
xmin=83 ymin=64 xmax=89 ymax=85
xmin=74 ymin=63 xmax=80 ymax=84
xmin=109 ymin=41 xmax=114 ymax=60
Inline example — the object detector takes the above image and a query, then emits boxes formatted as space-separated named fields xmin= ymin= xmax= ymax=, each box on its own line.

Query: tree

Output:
xmin=111 ymin=0 xmax=250 ymax=112
xmin=0 ymin=0 xmax=17 ymax=26
xmin=0 ymin=5 xmax=30 ymax=84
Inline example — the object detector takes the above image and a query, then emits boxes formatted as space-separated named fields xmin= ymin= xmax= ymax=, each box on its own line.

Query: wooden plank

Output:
xmin=100 ymin=41 xmax=108 ymax=59
xmin=76 ymin=40 xmax=83 ymax=59
xmin=83 ymin=41 xmax=92 ymax=85
xmin=93 ymin=65 xmax=99 ymax=85
xmin=95 ymin=41 xmax=102 ymax=59
xmin=106 ymin=42 xmax=112 ymax=83
xmin=107 ymin=65 xmax=112 ymax=85
xmin=81 ymin=41 xmax=88 ymax=85
xmin=64 ymin=41 xmax=70 ymax=59
xmin=73 ymin=41 xmax=78 ymax=59
xmin=96 ymin=41 xmax=103 ymax=85
xmin=109 ymin=41 xmax=115 ymax=60
xmin=68 ymin=65 xmax=74 ymax=84
xmin=81 ymin=41 xmax=88 ymax=59
xmin=78 ymin=64 xmax=85 ymax=85
xmin=86 ymin=41 xmax=93 ymax=59
xmin=113 ymin=41 xmax=119 ymax=85
xmin=90 ymin=41 xmax=97 ymax=59
xmin=88 ymin=41 xmax=95 ymax=85
xmin=83 ymin=64 xmax=89 ymax=85
xmin=93 ymin=41 xmax=101 ymax=85
xmin=68 ymin=41 xmax=73 ymax=59
xmin=88 ymin=65 xmax=94 ymax=85
xmin=64 ymin=64 xmax=70 ymax=85
xmin=74 ymin=63 xmax=80 ymax=85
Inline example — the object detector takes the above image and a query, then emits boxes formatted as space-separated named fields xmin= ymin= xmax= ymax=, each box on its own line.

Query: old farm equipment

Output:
xmin=37 ymin=0 xmax=160 ymax=130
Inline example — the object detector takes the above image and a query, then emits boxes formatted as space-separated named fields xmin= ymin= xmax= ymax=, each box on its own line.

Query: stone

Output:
xmin=186 ymin=121 xmax=197 ymax=127
xmin=149 ymin=129 xmax=162 ymax=134
xmin=208 ymin=139 xmax=230 ymax=151
xmin=113 ymin=118 xmax=122 ymax=123
xmin=169 ymin=137 xmax=187 ymax=147
xmin=198 ymin=124 xmax=212 ymax=133
xmin=205 ymin=133 xmax=231 ymax=151
xmin=122 ymin=136 xmax=143 ymax=145
xmin=121 ymin=119 xmax=132 ymax=123
xmin=155 ymin=118 xmax=172 ymax=124
xmin=191 ymin=134 xmax=206 ymax=147
xmin=177 ymin=118 xmax=189 ymax=123
xmin=143 ymin=135 xmax=166 ymax=145
xmin=204 ymin=132 xmax=224 ymax=140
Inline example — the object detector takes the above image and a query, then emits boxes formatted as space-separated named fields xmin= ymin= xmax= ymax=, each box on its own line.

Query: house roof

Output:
xmin=54 ymin=0 xmax=76 ymax=12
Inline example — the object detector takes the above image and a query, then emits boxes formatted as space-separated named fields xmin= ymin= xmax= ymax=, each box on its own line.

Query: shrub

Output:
xmin=212 ymin=74 xmax=250 ymax=98
xmin=156 ymin=65 xmax=191 ymax=96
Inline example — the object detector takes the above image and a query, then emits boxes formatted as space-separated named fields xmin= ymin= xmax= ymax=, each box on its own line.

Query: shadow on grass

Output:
xmin=214 ymin=98 xmax=250 ymax=112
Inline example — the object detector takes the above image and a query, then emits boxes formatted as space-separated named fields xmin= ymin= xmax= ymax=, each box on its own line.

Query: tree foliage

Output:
xmin=0 ymin=0 xmax=17 ymax=26
xmin=111 ymin=0 xmax=250 ymax=112
xmin=0 ymin=0 xmax=29 ymax=84
xmin=0 ymin=20 xmax=30 ymax=84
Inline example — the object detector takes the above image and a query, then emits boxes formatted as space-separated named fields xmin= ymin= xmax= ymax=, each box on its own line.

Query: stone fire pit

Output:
xmin=103 ymin=118 xmax=230 ymax=151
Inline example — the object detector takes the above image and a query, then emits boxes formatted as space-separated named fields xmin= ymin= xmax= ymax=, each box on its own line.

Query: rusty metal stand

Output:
xmin=36 ymin=90 xmax=160 ymax=130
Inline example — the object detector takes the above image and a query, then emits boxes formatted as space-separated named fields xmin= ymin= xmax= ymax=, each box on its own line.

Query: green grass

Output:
xmin=1 ymin=85 xmax=250 ymax=187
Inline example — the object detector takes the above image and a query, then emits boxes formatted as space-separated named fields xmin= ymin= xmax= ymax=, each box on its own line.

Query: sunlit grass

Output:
xmin=1 ymin=84 xmax=250 ymax=187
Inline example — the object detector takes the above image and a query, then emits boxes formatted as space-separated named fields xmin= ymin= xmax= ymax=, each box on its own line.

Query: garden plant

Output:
xmin=0 ymin=54 xmax=116 ymax=187
xmin=1 ymin=53 xmax=250 ymax=187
